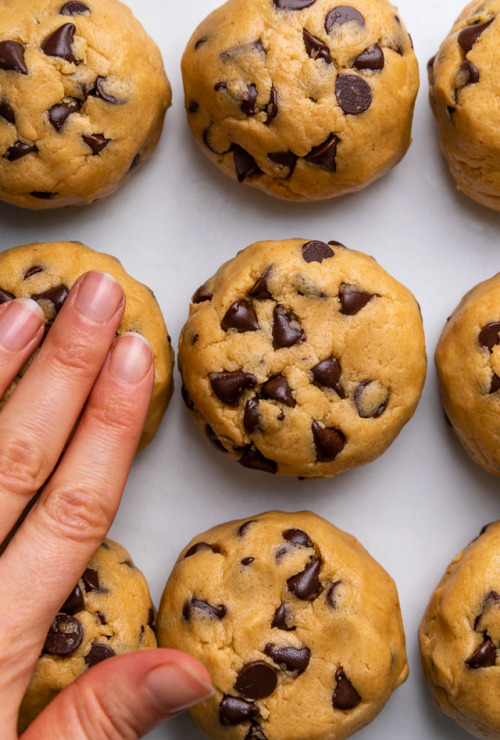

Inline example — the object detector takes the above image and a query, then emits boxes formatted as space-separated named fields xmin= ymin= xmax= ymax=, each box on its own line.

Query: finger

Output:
xmin=22 ymin=650 xmax=214 ymax=740
xmin=0 ymin=271 xmax=125 ymax=542
xmin=0 ymin=298 xmax=45 ymax=396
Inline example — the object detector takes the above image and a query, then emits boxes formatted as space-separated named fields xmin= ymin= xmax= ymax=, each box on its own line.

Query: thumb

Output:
xmin=22 ymin=649 xmax=214 ymax=740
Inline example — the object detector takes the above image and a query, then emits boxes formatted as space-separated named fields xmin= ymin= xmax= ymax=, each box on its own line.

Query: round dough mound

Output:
xmin=428 ymin=1 xmax=500 ymax=211
xmin=158 ymin=510 xmax=408 ymax=740
xmin=0 ymin=241 xmax=174 ymax=450
xmin=0 ymin=0 xmax=171 ymax=209
xmin=435 ymin=272 xmax=500 ymax=475
xmin=420 ymin=522 xmax=500 ymax=739
xmin=18 ymin=538 xmax=157 ymax=732
xmin=179 ymin=238 xmax=426 ymax=478
xmin=182 ymin=0 xmax=419 ymax=202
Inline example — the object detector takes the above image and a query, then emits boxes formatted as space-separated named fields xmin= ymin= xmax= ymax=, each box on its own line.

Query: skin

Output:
xmin=0 ymin=271 xmax=214 ymax=740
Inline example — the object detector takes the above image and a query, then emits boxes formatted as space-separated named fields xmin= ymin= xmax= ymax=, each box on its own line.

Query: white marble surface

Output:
xmin=2 ymin=1 xmax=499 ymax=738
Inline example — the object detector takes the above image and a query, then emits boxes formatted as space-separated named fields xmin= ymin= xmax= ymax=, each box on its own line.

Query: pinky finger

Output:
xmin=0 ymin=299 xmax=45 ymax=397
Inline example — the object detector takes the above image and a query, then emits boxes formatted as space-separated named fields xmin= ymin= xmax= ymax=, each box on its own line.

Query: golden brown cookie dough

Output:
xmin=419 ymin=522 xmax=500 ymax=740
xmin=18 ymin=538 xmax=157 ymax=732
xmin=435 ymin=272 xmax=500 ymax=475
xmin=179 ymin=238 xmax=427 ymax=478
xmin=0 ymin=0 xmax=171 ymax=209
xmin=158 ymin=510 xmax=408 ymax=740
xmin=428 ymin=1 xmax=500 ymax=211
xmin=0 ymin=241 xmax=174 ymax=450
xmin=181 ymin=0 xmax=419 ymax=201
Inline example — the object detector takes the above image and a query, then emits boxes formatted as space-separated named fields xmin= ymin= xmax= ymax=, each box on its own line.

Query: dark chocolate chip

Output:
xmin=305 ymin=133 xmax=339 ymax=172
xmin=336 ymin=74 xmax=372 ymax=114
xmin=232 ymin=145 xmax=262 ymax=182
xmin=265 ymin=87 xmax=279 ymax=124
xmin=311 ymin=357 xmax=345 ymax=398
xmin=447 ymin=105 xmax=456 ymax=118
xmin=96 ymin=611 xmax=106 ymax=625
xmin=239 ymin=520 xmax=259 ymax=537
xmin=242 ymin=84 xmax=258 ymax=116
xmin=30 ymin=192 xmax=57 ymax=199
xmin=302 ymin=241 xmax=334 ymax=263
xmin=354 ymin=44 xmax=384 ymax=71
xmin=326 ymin=581 xmax=341 ymax=608
xmin=60 ymin=1 xmax=91 ymax=14
xmin=0 ymin=41 xmax=28 ymax=74
xmin=206 ymin=424 xmax=227 ymax=452
xmin=325 ymin=6 xmax=365 ymax=33
xmin=249 ymin=271 xmax=272 ymax=300
xmin=458 ymin=18 xmax=494 ymax=54
xmin=0 ymin=98 xmax=15 ymax=124
xmin=240 ymin=447 xmax=277 ymax=474
xmin=272 ymin=603 xmax=295 ymax=631
xmin=490 ymin=374 xmax=500 ymax=394
xmin=44 ymin=614 xmax=83 ymax=656
xmin=339 ymin=283 xmax=375 ymax=314
xmin=354 ymin=380 xmax=388 ymax=418
xmin=264 ymin=643 xmax=311 ymax=674
xmin=268 ymin=151 xmax=297 ymax=177
xmin=83 ymin=133 xmax=110 ymax=154
xmin=82 ymin=567 xmax=100 ymax=592
xmin=192 ymin=284 xmax=212 ymax=303
xmin=242 ymin=557 xmax=255 ymax=566
xmin=458 ymin=59 xmax=479 ymax=86
xmin=183 ymin=598 xmax=227 ymax=621
xmin=24 ymin=265 xmax=44 ymax=279
xmin=60 ymin=584 xmax=84 ymax=614
xmin=222 ymin=300 xmax=259 ymax=332
xmin=303 ymin=30 xmax=332 ymax=63
xmin=184 ymin=542 xmax=221 ymax=558
xmin=479 ymin=322 xmax=500 ymax=350
xmin=42 ymin=24 xmax=77 ymax=63
xmin=94 ymin=76 xmax=122 ymax=104
xmin=148 ymin=607 xmax=156 ymax=632
xmin=287 ymin=558 xmax=322 ymax=600
xmin=5 ymin=142 xmax=37 ymax=161
xmin=273 ymin=305 xmax=305 ymax=349
xmin=0 ymin=288 xmax=14 ymax=304
xmin=84 ymin=643 xmax=115 ymax=667
xmin=214 ymin=82 xmax=227 ymax=92
xmin=210 ymin=371 xmax=257 ymax=407
xmin=312 ymin=421 xmax=345 ymax=462
xmin=283 ymin=528 xmax=313 ymax=548
xmin=254 ymin=39 xmax=265 ymax=53
xmin=235 ymin=661 xmax=277 ymax=700
xmin=120 ymin=560 xmax=135 ymax=569
xmin=219 ymin=695 xmax=259 ymax=726
xmin=244 ymin=398 xmax=260 ymax=433
xmin=188 ymin=100 xmax=199 ymax=113
xmin=48 ymin=100 xmax=81 ymax=131
xmin=129 ymin=153 xmax=141 ymax=170
xmin=465 ymin=637 xmax=496 ymax=668
xmin=262 ymin=376 xmax=295 ymax=407
xmin=273 ymin=0 xmax=317 ymax=8
xmin=333 ymin=668 xmax=361 ymax=709
xmin=32 ymin=285 xmax=69 ymax=313
xmin=181 ymin=385 xmax=195 ymax=411
xmin=245 ymin=722 xmax=268 ymax=740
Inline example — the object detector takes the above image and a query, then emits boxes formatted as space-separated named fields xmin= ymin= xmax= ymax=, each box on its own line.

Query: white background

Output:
xmin=2 ymin=1 xmax=500 ymax=738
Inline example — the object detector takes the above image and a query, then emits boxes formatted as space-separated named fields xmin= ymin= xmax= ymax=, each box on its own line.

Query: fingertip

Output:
xmin=108 ymin=332 xmax=154 ymax=385
xmin=145 ymin=659 xmax=215 ymax=716
xmin=0 ymin=298 xmax=45 ymax=352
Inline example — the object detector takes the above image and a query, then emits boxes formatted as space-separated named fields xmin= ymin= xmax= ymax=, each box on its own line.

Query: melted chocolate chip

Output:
xmin=219 ymin=695 xmax=259 ymax=726
xmin=272 ymin=603 xmax=295 ymax=631
xmin=264 ymin=643 xmax=311 ymax=674
xmin=459 ymin=59 xmax=479 ymax=86
xmin=24 ymin=265 xmax=44 ymax=279
xmin=32 ymin=285 xmax=69 ymax=313
xmin=242 ymin=84 xmax=258 ymax=116
xmin=327 ymin=581 xmax=341 ymax=608
xmin=240 ymin=447 xmax=277 ymax=474
xmin=354 ymin=44 xmax=384 ymax=71
xmin=235 ymin=661 xmax=277 ymax=700
xmin=273 ymin=305 xmax=305 ymax=349
xmin=244 ymin=398 xmax=260 ymax=433
xmin=305 ymin=134 xmax=339 ymax=172
xmin=0 ymin=98 xmax=15 ymax=124
xmin=42 ymin=24 xmax=77 ymax=63
xmin=458 ymin=18 xmax=494 ymax=54
xmin=82 ymin=567 xmax=100 ymax=592
xmin=232 ymin=145 xmax=262 ymax=182
xmin=60 ymin=1 xmax=90 ymax=14
xmin=222 ymin=300 xmax=259 ymax=332
xmin=85 ymin=643 xmax=115 ymax=667
xmin=245 ymin=722 xmax=267 ymax=740
xmin=465 ymin=637 xmax=496 ymax=668
xmin=283 ymin=529 xmax=313 ymax=548
xmin=268 ymin=151 xmax=297 ymax=177
xmin=61 ymin=584 xmax=84 ymax=614
xmin=0 ymin=41 xmax=28 ymax=74
xmin=262 ymin=376 xmax=295 ymax=407
xmin=184 ymin=542 xmax=221 ymax=558
xmin=30 ymin=192 xmax=57 ymax=199
xmin=354 ymin=380 xmax=388 ymax=418
xmin=0 ymin=288 xmax=15 ymax=304
xmin=287 ymin=558 xmax=322 ymax=600
xmin=336 ymin=74 xmax=372 ymax=115
xmin=249 ymin=271 xmax=272 ymax=300
xmin=242 ymin=557 xmax=255 ymax=566
xmin=83 ymin=134 xmax=110 ymax=155
xmin=479 ymin=322 xmax=500 ymax=350
xmin=211 ymin=371 xmax=257 ymax=406
xmin=311 ymin=357 xmax=345 ymax=398
xmin=239 ymin=520 xmax=259 ymax=537
xmin=325 ymin=6 xmax=365 ymax=33
xmin=192 ymin=284 xmax=212 ymax=303
xmin=302 ymin=241 xmax=334 ymax=263
xmin=5 ymin=142 xmax=37 ymax=161
xmin=303 ymin=30 xmax=332 ymax=62
xmin=183 ymin=598 xmax=227 ymax=621
xmin=312 ymin=421 xmax=346 ymax=462
xmin=44 ymin=614 xmax=83 ymax=656
xmin=333 ymin=668 xmax=361 ymax=709
xmin=94 ymin=76 xmax=122 ymax=104
xmin=490 ymin=374 xmax=500 ymax=394
xmin=339 ymin=283 xmax=375 ymax=314
xmin=265 ymin=87 xmax=279 ymax=124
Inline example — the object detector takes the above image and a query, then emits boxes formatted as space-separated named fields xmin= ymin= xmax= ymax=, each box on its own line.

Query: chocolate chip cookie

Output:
xmin=18 ymin=538 xmax=157 ymax=732
xmin=179 ymin=238 xmax=426 ymax=478
xmin=182 ymin=0 xmax=419 ymax=201
xmin=419 ymin=521 xmax=500 ymax=739
xmin=158 ymin=510 xmax=408 ymax=740
xmin=0 ymin=0 xmax=170 ymax=209
xmin=428 ymin=2 xmax=500 ymax=211
xmin=0 ymin=241 xmax=174 ymax=450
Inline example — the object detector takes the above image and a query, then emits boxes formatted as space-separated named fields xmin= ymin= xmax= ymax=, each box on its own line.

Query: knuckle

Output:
xmin=86 ymin=399 xmax=139 ymax=441
xmin=0 ymin=435 xmax=46 ymax=497
xmin=41 ymin=484 xmax=112 ymax=547
xmin=48 ymin=337 xmax=99 ymax=381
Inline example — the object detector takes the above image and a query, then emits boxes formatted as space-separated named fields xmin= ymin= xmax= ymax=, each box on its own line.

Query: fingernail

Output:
xmin=109 ymin=332 xmax=153 ymax=384
xmin=145 ymin=662 xmax=215 ymax=715
xmin=0 ymin=298 xmax=44 ymax=351
xmin=75 ymin=271 xmax=124 ymax=323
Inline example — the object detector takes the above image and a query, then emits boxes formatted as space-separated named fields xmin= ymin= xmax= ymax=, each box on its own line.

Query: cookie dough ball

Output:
xmin=0 ymin=0 xmax=171 ymax=209
xmin=18 ymin=538 xmax=157 ymax=731
xmin=158 ymin=511 xmax=408 ymax=740
xmin=435 ymin=272 xmax=500 ymax=475
xmin=428 ymin=2 xmax=500 ymax=210
xmin=0 ymin=241 xmax=174 ymax=450
xmin=419 ymin=522 xmax=500 ymax=739
xmin=182 ymin=0 xmax=418 ymax=201
xmin=179 ymin=238 xmax=426 ymax=478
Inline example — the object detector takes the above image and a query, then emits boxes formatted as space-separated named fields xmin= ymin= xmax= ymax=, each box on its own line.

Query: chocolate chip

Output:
xmin=242 ymin=84 xmax=258 ymax=116
xmin=0 ymin=288 xmax=14 ymax=304
xmin=458 ymin=18 xmax=494 ymax=54
xmin=325 ymin=6 xmax=365 ymax=33
xmin=249 ymin=271 xmax=272 ymax=300
xmin=479 ymin=321 xmax=500 ymax=350
xmin=232 ymin=145 xmax=262 ymax=182
xmin=242 ymin=557 xmax=255 ymax=566
xmin=303 ymin=30 xmax=332 ymax=63
xmin=458 ymin=59 xmax=479 ymax=86
xmin=210 ymin=371 xmax=257 ymax=406
xmin=283 ymin=529 xmax=313 ymax=548
xmin=0 ymin=41 xmax=28 ymax=74
xmin=239 ymin=520 xmax=259 ymax=537
xmin=240 ymin=447 xmax=278 ymax=474
xmin=490 ymin=374 xmax=500 ymax=394
xmin=354 ymin=44 xmax=384 ymax=71
xmin=42 ymin=24 xmax=77 ymax=63
xmin=245 ymin=722 xmax=267 ymax=740
xmin=83 ymin=133 xmax=110 ymax=154
xmin=273 ymin=0 xmax=317 ymax=8
xmin=148 ymin=607 xmax=156 ymax=632
xmin=305 ymin=133 xmax=339 ymax=172
xmin=447 ymin=105 xmax=456 ymax=118
xmin=222 ymin=300 xmax=259 ymax=332
xmin=339 ymin=283 xmax=375 ymax=314
xmin=0 ymin=98 xmax=15 ymax=124
xmin=311 ymin=357 xmax=345 ymax=398
xmin=268 ymin=151 xmax=297 ymax=177
xmin=32 ymin=285 xmax=69 ymax=313
xmin=273 ymin=305 xmax=305 ymax=349
xmin=265 ymin=87 xmax=279 ymax=124
xmin=85 ymin=643 xmax=115 ymax=667
xmin=192 ymin=284 xmax=212 ymax=303
xmin=244 ymin=398 xmax=260 ymax=433
xmin=184 ymin=542 xmax=221 ymax=558
xmin=120 ymin=560 xmax=135 ymax=569
xmin=195 ymin=37 xmax=208 ymax=49
xmin=327 ymin=581 xmax=341 ymax=608
xmin=235 ymin=661 xmax=277 ymax=700
xmin=82 ymin=567 xmax=100 ymax=592
xmin=183 ymin=598 xmax=227 ymax=621
xmin=264 ymin=643 xmax=311 ymax=674
xmin=354 ymin=380 xmax=388 ymax=418
xmin=60 ymin=584 xmax=84 ymax=614
xmin=336 ymin=74 xmax=372 ymax=114
xmin=94 ymin=76 xmax=122 ymax=104
xmin=129 ymin=153 xmax=141 ymax=170
xmin=206 ymin=424 xmax=227 ymax=452
xmin=262 ymin=376 xmax=295 ymax=407
xmin=466 ymin=637 xmax=496 ymax=668
xmin=302 ymin=241 xmax=334 ymax=263
xmin=272 ymin=603 xmax=295 ymax=630
xmin=60 ymin=1 xmax=90 ymax=14
xmin=287 ymin=558 xmax=322 ymax=600
xmin=312 ymin=421 xmax=345 ymax=462
xmin=44 ymin=614 xmax=83 ymax=656
xmin=5 ymin=142 xmax=37 ymax=161
xmin=24 ymin=265 xmax=44 ymax=279
xmin=219 ymin=695 xmax=259 ymax=726
xmin=48 ymin=100 xmax=81 ymax=131
xmin=30 ymin=192 xmax=57 ymax=199
xmin=333 ymin=668 xmax=361 ymax=709
xmin=188 ymin=100 xmax=199 ymax=113
xmin=96 ymin=611 xmax=106 ymax=625
xmin=181 ymin=385 xmax=195 ymax=411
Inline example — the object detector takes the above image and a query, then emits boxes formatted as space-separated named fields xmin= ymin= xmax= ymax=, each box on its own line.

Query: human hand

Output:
xmin=0 ymin=271 xmax=214 ymax=739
